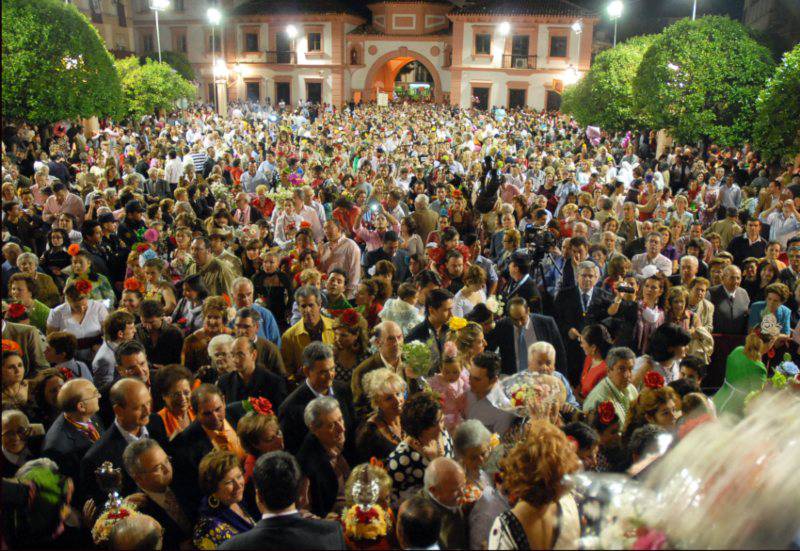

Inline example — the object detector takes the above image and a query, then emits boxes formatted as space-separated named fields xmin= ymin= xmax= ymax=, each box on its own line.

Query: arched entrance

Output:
xmin=364 ymin=49 xmax=443 ymax=103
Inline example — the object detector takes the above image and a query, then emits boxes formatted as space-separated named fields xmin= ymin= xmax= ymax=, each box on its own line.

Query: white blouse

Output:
xmin=46 ymin=300 xmax=109 ymax=341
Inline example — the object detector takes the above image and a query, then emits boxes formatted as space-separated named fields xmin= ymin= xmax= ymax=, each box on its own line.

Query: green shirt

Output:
xmin=27 ymin=300 xmax=51 ymax=334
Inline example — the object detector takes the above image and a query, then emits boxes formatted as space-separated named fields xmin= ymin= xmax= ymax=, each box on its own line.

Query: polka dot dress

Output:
xmin=387 ymin=431 xmax=454 ymax=498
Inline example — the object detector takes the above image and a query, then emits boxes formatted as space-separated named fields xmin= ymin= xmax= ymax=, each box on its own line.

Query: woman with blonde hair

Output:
xmin=447 ymin=320 xmax=487 ymax=370
xmin=489 ymin=420 xmax=581 ymax=550
xmin=356 ymin=368 xmax=407 ymax=462
xmin=453 ymin=264 xmax=487 ymax=318
xmin=712 ymin=330 xmax=774 ymax=418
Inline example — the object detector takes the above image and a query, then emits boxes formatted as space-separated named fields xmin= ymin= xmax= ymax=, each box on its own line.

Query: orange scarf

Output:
xmin=203 ymin=420 xmax=246 ymax=460
xmin=157 ymin=407 xmax=195 ymax=439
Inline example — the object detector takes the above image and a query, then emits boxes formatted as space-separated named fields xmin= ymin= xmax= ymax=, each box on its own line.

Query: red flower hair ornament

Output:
xmin=123 ymin=278 xmax=142 ymax=292
xmin=643 ymin=371 xmax=666 ymax=390
xmin=74 ymin=280 xmax=93 ymax=295
xmin=244 ymin=397 xmax=274 ymax=417
xmin=2 ymin=340 xmax=22 ymax=353
xmin=58 ymin=367 xmax=75 ymax=381
xmin=67 ymin=244 xmax=81 ymax=257
xmin=299 ymin=221 xmax=312 ymax=229
xmin=339 ymin=308 xmax=360 ymax=328
xmin=597 ymin=401 xmax=617 ymax=425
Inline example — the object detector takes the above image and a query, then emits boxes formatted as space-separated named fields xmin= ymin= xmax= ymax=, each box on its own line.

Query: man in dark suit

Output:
xmin=80 ymin=378 xmax=152 ymax=506
xmin=122 ymin=439 xmax=194 ymax=549
xmin=406 ymin=288 xmax=455 ymax=362
xmin=397 ymin=494 xmax=442 ymax=550
xmin=218 ymin=337 xmax=287 ymax=405
xmin=42 ymin=379 xmax=104 ymax=488
xmin=135 ymin=300 xmax=184 ymax=368
xmin=487 ymin=297 xmax=568 ymax=377
xmin=296 ymin=397 xmax=351 ymax=518
xmin=708 ymin=265 xmax=751 ymax=336
xmin=170 ymin=384 xmax=232 ymax=510
xmin=233 ymin=307 xmax=287 ymax=377
xmin=97 ymin=340 xmax=159 ymax=429
xmin=554 ymin=260 xmax=614 ymax=386
xmin=278 ymin=342 xmax=355 ymax=457
xmin=500 ymin=252 xmax=541 ymax=314
xmin=219 ymin=451 xmax=345 ymax=550
xmin=351 ymin=321 xmax=404 ymax=418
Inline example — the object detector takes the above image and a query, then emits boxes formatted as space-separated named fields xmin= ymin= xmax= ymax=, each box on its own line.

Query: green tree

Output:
xmin=117 ymin=57 xmax=196 ymax=118
xmin=141 ymin=50 xmax=195 ymax=81
xmin=2 ymin=0 xmax=123 ymax=123
xmin=633 ymin=16 xmax=774 ymax=147
xmin=562 ymin=35 xmax=656 ymax=132
xmin=753 ymin=44 xmax=800 ymax=162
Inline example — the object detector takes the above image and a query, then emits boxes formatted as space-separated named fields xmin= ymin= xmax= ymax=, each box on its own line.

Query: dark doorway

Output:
xmin=545 ymin=90 xmax=562 ymax=111
xmin=509 ymin=89 xmax=526 ymax=109
xmin=276 ymin=82 xmax=291 ymax=105
xmin=472 ymin=87 xmax=490 ymax=110
xmin=306 ymin=82 xmax=322 ymax=104
xmin=276 ymin=33 xmax=292 ymax=64
xmin=245 ymin=82 xmax=260 ymax=103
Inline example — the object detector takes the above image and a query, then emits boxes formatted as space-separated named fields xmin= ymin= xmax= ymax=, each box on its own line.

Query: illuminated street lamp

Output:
xmin=563 ymin=65 xmax=581 ymax=85
xmin=286 ymin=24 xmax=298 ymax=38
xmin=571 ymin=19 xmax=583 ymax=35
xmin=607 ymin=0 xmax=623 ymax=46
xmin=498 ymin=21 xmax=510 ymax=35
xmin=149 ymin=0 xmax=169 ymax=62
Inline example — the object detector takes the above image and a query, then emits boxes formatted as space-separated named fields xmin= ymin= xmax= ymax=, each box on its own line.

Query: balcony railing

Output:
xmin=265 ymin=50 xmax=296 ymax=64
xmin=502 ymin=55 xmax=537 ymax=69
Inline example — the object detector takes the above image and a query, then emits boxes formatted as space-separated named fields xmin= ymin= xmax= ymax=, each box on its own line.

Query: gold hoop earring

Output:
xmin=208 ymin=495 xmax=220 ymax=508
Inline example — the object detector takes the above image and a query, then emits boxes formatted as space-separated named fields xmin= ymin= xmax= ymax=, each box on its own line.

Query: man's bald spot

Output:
xmin=110 ymin=377 xmax=148 ymax=408
xmin=109 ymin=513 xmax=163 ymax=551
xmin=57 ymin=378 xmax=94 ymax=412
xmin=424 ymin=457 xmax=462 ymax=490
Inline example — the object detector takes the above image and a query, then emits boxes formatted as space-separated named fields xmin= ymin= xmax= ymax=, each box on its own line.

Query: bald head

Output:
xmin=57 ymin=379 xmax=98 ymax=416
xmin=109 ymin=513 xmax=163 ymax=550
xmin=423 ymin=457 xmax=465 ymax=508
xmin=110 ymin=378 xmax=151 ymax=433
xmin=376 ymin=321 xmax=403 ymax=360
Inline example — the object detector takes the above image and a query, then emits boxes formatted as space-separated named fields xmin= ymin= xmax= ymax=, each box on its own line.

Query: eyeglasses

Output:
xmin=79 ymin=391 xmax=102 ymax=403
xmin=2 ymin=427 xmax=31 ymax=439
xmin=167 ymin=390 xmax=191 ymax=400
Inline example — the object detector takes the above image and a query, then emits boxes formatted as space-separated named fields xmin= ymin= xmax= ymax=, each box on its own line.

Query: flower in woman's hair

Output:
xmin=2 ymin=339 xmax=21 ymax=353
xmin=75 ymin=279 xmax=93 ymax=295
xmin=67 ymin=244 xmax=81 ymax=256
xmin=448 ymin=316 xmax=468 ymax=331
xmin=123 ymin=278 xmax=141 ymax=292
xmin=58 ymin=367 xmax=75 ymax=381
xmin=135 ymin=243 xmax=150 ymax=254
xmin=340 ymin=308 xmax=360 ymax=327
xmin=643 ymin=370 xmax=665 ymax=390
xmin=369 ymin=457 xmax=385 ymax=470
xmin=143 ymin=228 xmax=159 ymax=243
xmin=244 ymin=397 xmax=274 ymax=417
xmin=7 ymin=303 xmax=27 ymax=319
xmin=221 ymin=293 xmax=231 ymax=307
xmin=300 ymin=221 xmax=312 ymax=229
xmin=597 ymin=401 xmax=617 ymax=424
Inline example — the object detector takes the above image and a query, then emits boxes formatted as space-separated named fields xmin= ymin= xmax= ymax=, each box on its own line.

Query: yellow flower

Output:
xmin=489 ymin=433 xmax=501 ymax=448
xmin=448 ymin=316 xmax=468 ymax=331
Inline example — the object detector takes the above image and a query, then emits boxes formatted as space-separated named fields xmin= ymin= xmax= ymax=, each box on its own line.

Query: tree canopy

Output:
xmin=753 ymin=44 xmax=800 ymax=162
xmin=2 ymin=0 xmax=123 ymax=123
xmin=561 ymin=35 xmax=656 ymax=132
xmin=116 ymin=57 xmax=196 ymax=119
xmin=141 ymin=50 xmax=195 ymax=82
xmin=633 ymin=16 xmax=774 ymax=147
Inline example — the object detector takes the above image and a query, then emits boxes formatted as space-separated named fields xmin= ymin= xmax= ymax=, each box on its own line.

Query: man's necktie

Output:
xmin=582 ymin=292 xmax=590 ymax=313
xmin=517 ymin=327 xmax=528 ymax=373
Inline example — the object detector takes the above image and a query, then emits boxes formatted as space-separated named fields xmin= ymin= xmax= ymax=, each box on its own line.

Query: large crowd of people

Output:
xmin=1 ymin=99 xmax=799 ymax=550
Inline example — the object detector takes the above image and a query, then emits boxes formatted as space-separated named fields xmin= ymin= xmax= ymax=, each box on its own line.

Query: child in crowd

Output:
xmin=428 ymin=341 xmax=470 ymax=433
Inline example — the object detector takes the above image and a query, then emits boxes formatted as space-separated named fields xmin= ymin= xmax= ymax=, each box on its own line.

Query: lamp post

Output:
xmin=149 ymin=0 xmax=169 ymax=63
xmin=691 ymin=0 xmax=697 ymax=20
xmin=607 ymin=0 xmax=623 ymax=46
xmin=207 ymin=7 xmax=222 ymax=113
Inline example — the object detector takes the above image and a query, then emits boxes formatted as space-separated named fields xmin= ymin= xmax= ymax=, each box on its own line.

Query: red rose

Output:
xmin=340 ymin=308 xmax=360 ymax=327
xmin=221 ymin=293 xmax=231 ymax=307
xmin=597 ymin=401 xmax=617 ymax=424
xmin=75 ymin=279 xmax=93 ymax=295
xmin=300 ymin=221 xmax=311 ymax=229
xmin=135 ymin=243 xmax=150 ymax=254
xmin=248 ymin=397 xmax=274 ymax=417
xmin=7 ymin=303 xmax=27 ymax=319
xmin=355 ymin=506 xmax=380 ymax=524
xmin=643 ymin=371 xmax=665 ymax=390
xmin=67 ymin=244 xmax=81 ymax=256
xmin=2 ymin=339 xmax=22 ymax=353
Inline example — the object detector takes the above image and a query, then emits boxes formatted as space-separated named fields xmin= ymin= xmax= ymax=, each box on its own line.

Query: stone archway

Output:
xmin=364 ymin=47 xmax=444 ymax=103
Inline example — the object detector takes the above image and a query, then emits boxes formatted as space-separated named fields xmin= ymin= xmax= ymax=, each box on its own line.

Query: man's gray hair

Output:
xmin=414 ymin=194 xmax=429 ymax=207
xmin=303 ymin=396 xmax=340 ymax=429
xmin=302 ymin=341 xmax=333 ymax=368
xmin=1 ymin=409 xmax=29 ymax=427
xmin=231 ymin=277 xmax=253 ymax=292
xmin=680 ymin=255 xmax=699 ymax=268
xmin=207 ymin=333 xmax=234 ymax=356
xmin=109 ymin=513 xmax=163 ymax=551
xmin=453 ymin=420 xmax=491 ymax=457
xmin=578 ymin=260 xmax=599 ymax=275
xmin=294 ymin=284 xmax=322 ymax=303
xmin=606 ymin=346 xmax=635 ymax=368
xmin=122 ymin=438 xmax=162 ymax=477
xmin=16 ymin=252 xmax=38 ymax=266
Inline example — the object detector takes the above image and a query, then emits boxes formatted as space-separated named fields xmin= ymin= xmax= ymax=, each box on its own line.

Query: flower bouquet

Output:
xmin=500 ymin=371 xmax=566 ymax=419
xmin=91 ymin=500 xmax=140 ymax=545
xmin=485 ymin=296 xmax=504 ymax=316
xmin=402 ymin=340 xmax=433 ymax=378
